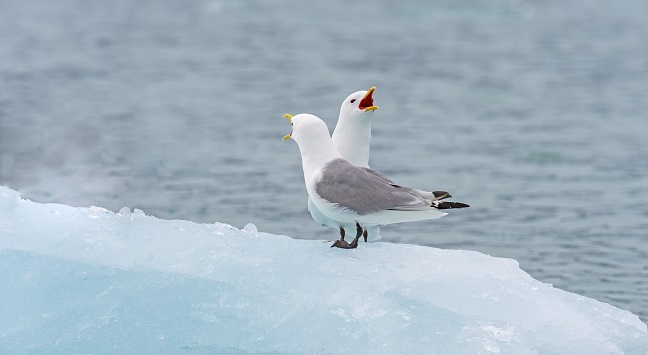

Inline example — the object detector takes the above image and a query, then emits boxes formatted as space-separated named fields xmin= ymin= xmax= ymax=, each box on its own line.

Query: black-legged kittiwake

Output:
xmin=283 ymin=113 xmax=469 ymax=249
xmin=307 ymin=87 xmax=383 ymax=243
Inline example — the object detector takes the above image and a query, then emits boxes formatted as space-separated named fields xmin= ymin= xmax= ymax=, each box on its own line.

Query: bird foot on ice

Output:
xmin=331 ymin=223 xmax=363 ymax=249
xmin=330 ymin=238 xmax=359 ymax=249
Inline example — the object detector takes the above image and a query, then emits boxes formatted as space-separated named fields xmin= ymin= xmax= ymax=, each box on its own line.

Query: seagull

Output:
xmin=307 ymin=86 xmax=384 ymax=243
xmin=283 ymin=113 xmax=469 ymax=249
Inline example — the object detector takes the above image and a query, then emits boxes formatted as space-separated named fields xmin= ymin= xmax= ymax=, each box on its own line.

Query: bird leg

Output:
xmin=330 ymin=223 xmax=363 ymax=249
xmin=363 ymin=229 xmax=368 ymax=243
xmin=349 ymin=222 xmax=362 ymax=248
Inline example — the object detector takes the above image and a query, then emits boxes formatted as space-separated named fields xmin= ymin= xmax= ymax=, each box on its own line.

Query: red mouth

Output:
xmin=358 ymin=88 xmax=375 ymax=110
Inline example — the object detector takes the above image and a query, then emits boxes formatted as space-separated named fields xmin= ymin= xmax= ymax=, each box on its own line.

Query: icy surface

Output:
xmin=0 ymin=186 xmax=646 ymax=354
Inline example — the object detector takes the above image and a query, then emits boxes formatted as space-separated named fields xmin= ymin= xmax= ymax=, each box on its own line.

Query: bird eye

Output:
xmin=350 ymin=99 xmax=356 ymax=103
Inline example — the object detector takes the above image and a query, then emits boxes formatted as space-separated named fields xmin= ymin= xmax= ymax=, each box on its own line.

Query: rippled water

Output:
xmin=1 ymin=0 xmax=647 ymax=322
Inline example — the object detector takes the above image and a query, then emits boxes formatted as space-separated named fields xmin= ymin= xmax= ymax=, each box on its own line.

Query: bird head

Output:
xmin=339 ymin=86 xmax=379 ymax=121
xmin=281 ymin=113 xmax=330 ymax=146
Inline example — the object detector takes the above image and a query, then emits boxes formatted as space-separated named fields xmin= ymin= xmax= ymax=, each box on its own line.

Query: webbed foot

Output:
xmin=330 ymin=239 xmax=356 ymax=249
xmin=331 ymin=223 xmax=363 ymax=249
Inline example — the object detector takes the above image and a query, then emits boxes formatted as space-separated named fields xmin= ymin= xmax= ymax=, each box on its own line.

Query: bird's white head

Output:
xmin=339 ymin=86 xmax=379 ymax=121
xmin=282 ymin=113 xmax=331 ymax=145
xmin=331 ymin=86 xmax=379 ymax=168
xmin=282 ymin=113 xmax=340 ymax=167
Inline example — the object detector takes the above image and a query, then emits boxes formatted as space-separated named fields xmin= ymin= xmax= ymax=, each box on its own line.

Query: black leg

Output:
xmin=331 ymin=223 xmax=363 ymax=249
xmin=363 ymin=229 xmax=368 ymax=243
xmin=349 ymin=223 xmax=362 ymax=248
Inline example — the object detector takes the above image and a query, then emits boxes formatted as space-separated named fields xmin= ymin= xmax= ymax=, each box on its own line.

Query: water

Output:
xmin=1 ymin=0 xmax=647 ymax=322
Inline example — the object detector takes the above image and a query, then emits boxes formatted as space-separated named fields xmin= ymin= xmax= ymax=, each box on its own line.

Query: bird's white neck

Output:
xmin=295 ymin=134 xmax=342 ymax=186
xmin=331 ymin=115 xmax=372 ymax=168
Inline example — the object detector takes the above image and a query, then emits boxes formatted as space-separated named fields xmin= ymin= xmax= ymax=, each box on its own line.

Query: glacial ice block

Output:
xmin=0 ymin=185 xmax=646 ymax=354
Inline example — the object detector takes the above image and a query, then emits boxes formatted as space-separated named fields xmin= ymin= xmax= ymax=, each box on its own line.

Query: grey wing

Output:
xmin=360 ymin=167 xmax=397 ymax=185
xmin=315 ymin=159 xmax=430 ymax=215
xmin=361 ymin=167 xmax=437 ymax=202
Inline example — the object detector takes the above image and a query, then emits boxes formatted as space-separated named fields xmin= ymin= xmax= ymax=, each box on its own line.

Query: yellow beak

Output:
xmin=282 ymin=113 xmax=293 ymax=141
xmin=361 ymin=86 xmax=379 ymax=111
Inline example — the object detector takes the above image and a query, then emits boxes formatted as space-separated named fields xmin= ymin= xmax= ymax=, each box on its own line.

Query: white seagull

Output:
xmin=307 ymin=86 xmax=383 ymax=242
xmin=283 ymin=113 xmax=469 ymax=249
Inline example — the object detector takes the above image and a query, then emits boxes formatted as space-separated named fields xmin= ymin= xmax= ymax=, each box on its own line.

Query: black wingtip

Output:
xmin=435 ymin=201 xmax=470 ymax=209
xmin=433 ymin=191 xmax=452 ymax=200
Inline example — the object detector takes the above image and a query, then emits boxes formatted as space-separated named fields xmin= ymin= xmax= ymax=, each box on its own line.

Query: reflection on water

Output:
xmin=1 ymin=0 xmax=647 ymax=322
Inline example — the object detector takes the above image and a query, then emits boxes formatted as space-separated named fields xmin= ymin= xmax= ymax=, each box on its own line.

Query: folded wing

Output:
xmin=316 ymin=159 xmax=457 ymax=215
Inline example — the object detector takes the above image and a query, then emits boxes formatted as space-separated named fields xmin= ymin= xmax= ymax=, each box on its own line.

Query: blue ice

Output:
xmin=0 ymin=186 xmax=646 ymax=354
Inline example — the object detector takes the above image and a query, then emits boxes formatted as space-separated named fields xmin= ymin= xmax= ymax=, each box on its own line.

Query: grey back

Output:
xmin=315 ymin=159 xmax=425 ymax=215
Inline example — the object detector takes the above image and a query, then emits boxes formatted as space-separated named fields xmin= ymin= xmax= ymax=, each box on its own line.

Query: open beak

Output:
xmin=282 ymin=113 xmax=293 ymax=141
xmin=358 ymin=86 xmax=379 ymax=112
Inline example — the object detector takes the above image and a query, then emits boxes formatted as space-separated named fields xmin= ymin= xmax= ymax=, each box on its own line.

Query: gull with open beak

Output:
xmin=283 ymin=113 xmax=469 ymax=249
xmin=306 ymin=87 xmax=387 ymax=243
xmin=331 ymin=86 xmax=379 ymax=168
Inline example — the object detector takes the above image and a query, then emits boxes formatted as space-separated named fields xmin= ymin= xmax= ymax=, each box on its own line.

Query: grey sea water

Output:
xmin=1 ymin=0 xmax=647 ymax=322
